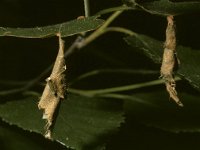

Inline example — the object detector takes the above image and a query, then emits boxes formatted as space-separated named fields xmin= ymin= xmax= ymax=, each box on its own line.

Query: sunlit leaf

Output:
xmin=0 ymin=17 xmax=104 ymax=38
xmin=0 ymin=94 xmax=124 ymax=150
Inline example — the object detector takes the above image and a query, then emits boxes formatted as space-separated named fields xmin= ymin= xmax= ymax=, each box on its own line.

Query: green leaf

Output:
xmin=124 ymin=0 xmax=200 ymax=16
xmin=124 ymin=89 xmax=200 ymax=132
xmin=0 ymin=94 xmax=124 ymax=150
xmin=124 ymin=34 xmax=200 ymax=91
xmin=0 ymin=17 xmax=104 ymax=38
xmin=0 ymin=123 xmax=43 ymax=150
xmin=107 ymin=98 xmax=200 ymax=150
xmin=0 ymin=121 xmax=67 ymax=150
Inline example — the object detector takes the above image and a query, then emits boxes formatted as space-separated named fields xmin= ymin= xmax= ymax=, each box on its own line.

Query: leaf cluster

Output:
xmin=0 ymin=0 xmax=200 ymax=150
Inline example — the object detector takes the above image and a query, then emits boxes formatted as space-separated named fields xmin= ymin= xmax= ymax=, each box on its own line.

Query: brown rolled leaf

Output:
xmin=160 ymin=15 xmax=183 ymax=107
xmin=38 ymin=34 xmax=67 ymax=138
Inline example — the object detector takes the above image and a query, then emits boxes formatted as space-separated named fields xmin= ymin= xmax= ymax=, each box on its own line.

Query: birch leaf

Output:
xmin=124 ymin=34 xmax=200 ymax=91
xmin=123 ymin=0 xmax=200 ymax=16
xmin=0 ymin=94 xmax=124 ymax=150
xmin=124 ymin=90 xmax=200 ymax=132
xmin=0 ymin=121 xmax=66 ymax=150
xmin=0 ymin=16 xmax=104 ymax=38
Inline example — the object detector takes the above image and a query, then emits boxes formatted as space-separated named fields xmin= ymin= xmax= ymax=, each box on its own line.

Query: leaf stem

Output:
xmin=68 ymin=77 xmax=181 ymax=96
xmin=100 ymin=10 xmax=123 ymax=30
xmin=70 ymin=69 xmax=158 ymax=85
xmin=98 ymin=93 xmax=159 ymax=107
xmin=84 ymin=0 xmax=90 ymax=17
xmin=104 ymin=27 xmax=135 ymax=36
xmin=0 ymin=87 xmax=25 ymax=96
xmin=78 ymin=10 xmax=123 ymax=48
xmin=95 ymin=5 xmax=134 ymax=16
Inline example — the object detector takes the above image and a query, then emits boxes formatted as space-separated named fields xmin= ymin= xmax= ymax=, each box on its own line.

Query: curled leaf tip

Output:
xmin=165 ymin=81 xmax=183 ymax=107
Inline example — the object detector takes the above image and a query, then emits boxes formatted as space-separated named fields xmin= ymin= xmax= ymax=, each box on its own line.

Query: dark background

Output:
xmin=0 ymin=0 xmax=200 ymax=150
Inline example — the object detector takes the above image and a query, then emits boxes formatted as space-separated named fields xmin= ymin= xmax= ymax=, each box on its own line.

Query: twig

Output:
xmin=98 ymin=93 xmax=159 ymax=107
xmin=77 ymin=10 xmax=123 ymax=48
xmin=84 ymin=0 xmax=90 ymax=17
xmin=70 ymin=69 xmax=158 ymax=85
xmin=95 ymin=5 xmax=133 ymax=16
xmin=104 ymin=27 xmax=135 ymax=36
xmin=68 ymin=77 xmax=181 ymax=97
xmin=64 ymin=36 xmax=83 ymax=57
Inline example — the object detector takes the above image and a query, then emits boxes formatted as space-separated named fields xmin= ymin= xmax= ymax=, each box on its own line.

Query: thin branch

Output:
xmin=68 ymin=77 xmax=181 ymax=97
xmin=100 ymin=10 xmax=123 ymax=30
xmin=98 ymin=93 xmax=159 ymax=107
xmin=0 ymin=80 xmax=30 ymax=86
xmin=70 ymin=69 xmax=158 ymax=85
xmin=95 ymin=5 xmax=133 ymax=16
xmin=78 ymin=10 xmax=123 ymax=48
xmin=104 ymin=27 xmax=135 ymax=36
xmin=0 ymin=87 xmax=25 ymax=96
xmin=84 ymin=0 xmax=90 ymax=17
xmin=64 ymin=36 xmax=83 ymax=57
